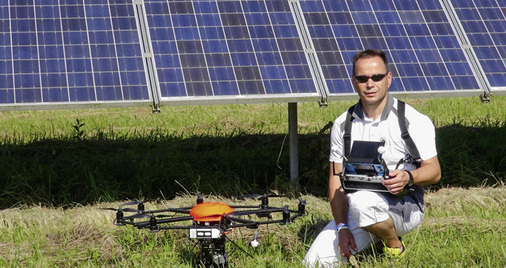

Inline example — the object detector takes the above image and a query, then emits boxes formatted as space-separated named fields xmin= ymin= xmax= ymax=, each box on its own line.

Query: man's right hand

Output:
xmin=338 ymin=228 xmax=357 ymax=257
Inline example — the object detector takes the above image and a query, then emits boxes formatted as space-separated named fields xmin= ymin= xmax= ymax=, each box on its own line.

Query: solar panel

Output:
xmin=143 ymin=0 xmax=320 ymax=104
xmin=1 ymin=0 xmax=505 ymax=110
xmin=451 ymin=0 xmax=506 ymax=89
xmin=0 ymin=0 xmax=151 ymax=108
xmin=298 ymin=0 xmax=482 ymax=96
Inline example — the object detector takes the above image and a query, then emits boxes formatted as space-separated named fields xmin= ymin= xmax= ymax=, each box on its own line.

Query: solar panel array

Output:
xmin=1 ymin=0 xmax=505 ymax=110
xmin=0 ymin=0 xmax=150 ymax=108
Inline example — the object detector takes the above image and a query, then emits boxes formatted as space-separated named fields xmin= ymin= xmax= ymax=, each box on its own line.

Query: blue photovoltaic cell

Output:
xmin=0 ymin=0 xmax=149 ymax=106
xmin=299 ymin=0 xmax=481 ymax=94
xmin=451 ymin=0 xmax=506 ymax=88
xmin=144 ymin=0 xmax=316 ymax=98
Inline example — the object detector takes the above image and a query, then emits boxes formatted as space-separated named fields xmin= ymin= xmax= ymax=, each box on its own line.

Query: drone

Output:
xmin=106 ymin=194 xmax=306 ymax=267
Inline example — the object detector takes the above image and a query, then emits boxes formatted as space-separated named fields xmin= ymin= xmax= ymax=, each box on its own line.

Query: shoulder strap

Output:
xmin=343 ymin=105 xmax=355 ymax=158
xmin=397 ymin=100 xmax=422 ymax=167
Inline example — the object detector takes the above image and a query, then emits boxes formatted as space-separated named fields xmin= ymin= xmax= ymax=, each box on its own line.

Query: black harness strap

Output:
xmin=343 ymin=105 xmax=355 ymax=159
xmin=397 ymin=100 xmax=422 ymax=167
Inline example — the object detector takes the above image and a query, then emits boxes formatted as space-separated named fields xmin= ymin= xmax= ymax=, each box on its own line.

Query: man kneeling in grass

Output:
xmin=303 ymin=49 xmax=441 ymax=267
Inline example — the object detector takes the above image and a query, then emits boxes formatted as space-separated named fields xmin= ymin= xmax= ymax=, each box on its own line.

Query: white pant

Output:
xmin=303 ymin=191 xmax=424 ymax=267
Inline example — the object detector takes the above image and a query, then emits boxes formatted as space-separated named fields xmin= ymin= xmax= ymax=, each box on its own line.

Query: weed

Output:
xmin=72 ymin=119 xmax=86 ymax=141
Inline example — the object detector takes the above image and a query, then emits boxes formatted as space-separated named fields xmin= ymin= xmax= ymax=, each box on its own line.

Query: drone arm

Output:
xmin=255 ymin=216 xmax=297 ymax=226
xmin=117 ymin=220 xmax=142 ymax=227
xmin=231 ymin=207 xmax=284 ymax=216
xmin=229 ymin=205 xmax=261 ymax=209
xmin=289 ymin=214 xmax=302 ymax=223
xmin=119 ymin=215 xmax=193 ymax=227
xmin=142 ymin=207 xmax=192 ymax=214
xmin=225 ymin=215 xmax=259 ymax=228
xmin=149 ymin=215 xmax=193 ymax=224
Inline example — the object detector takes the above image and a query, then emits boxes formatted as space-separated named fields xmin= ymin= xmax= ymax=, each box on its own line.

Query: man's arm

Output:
xmin=329 ymin=162 xmax=357 ymax=257
xmin=383 ymin=156 xmax=441 ymax=195
xmin=410 ymin=156 xmax=441 ymax=185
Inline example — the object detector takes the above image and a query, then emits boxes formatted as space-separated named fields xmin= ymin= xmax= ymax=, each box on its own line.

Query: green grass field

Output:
xmin=0 ymin=188 xmax=504 ymax=267
xmin=0 ymin=96 xmax=505 ymax=267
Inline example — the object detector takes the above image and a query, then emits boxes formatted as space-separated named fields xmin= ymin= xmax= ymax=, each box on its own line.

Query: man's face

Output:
xmin=353 ymin=56 xmax=391 ymax=107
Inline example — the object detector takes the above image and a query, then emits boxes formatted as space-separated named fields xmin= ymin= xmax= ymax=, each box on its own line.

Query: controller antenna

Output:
xmin=377 ymin=146 xmax=386 ymax=163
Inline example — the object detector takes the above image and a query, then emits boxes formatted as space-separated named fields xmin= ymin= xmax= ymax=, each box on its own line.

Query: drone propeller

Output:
xmin=234 ymin=193 xmax=284 ymax=200
xmin=124 ymin=213 xmax=173 ymax=220
xmin=120 ymin=199 xmax=156 ymax=206
xmin=101 ymin=207 xmax=141 ymax=213
xmin=101 ymin=207 xmax=119 ymax=211
xmin=120 ymin=199 xmax=157 ymax=211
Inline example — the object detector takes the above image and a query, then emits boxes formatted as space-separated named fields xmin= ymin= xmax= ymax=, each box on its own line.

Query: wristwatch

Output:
xmin=405 ymin=170 xmax=414 ymax=188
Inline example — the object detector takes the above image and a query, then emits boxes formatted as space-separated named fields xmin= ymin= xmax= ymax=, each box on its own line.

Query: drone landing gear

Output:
xmin=197 ymin=237 xmax=228 ymax=268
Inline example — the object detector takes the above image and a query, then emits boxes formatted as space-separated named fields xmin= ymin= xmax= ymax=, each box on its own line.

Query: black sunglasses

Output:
xmin=354 ymin=72 xmax=389 ymax=83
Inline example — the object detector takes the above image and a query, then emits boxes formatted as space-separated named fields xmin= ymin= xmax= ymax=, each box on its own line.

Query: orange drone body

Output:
xmin=190 ymin=202 xmax=234 ymax=222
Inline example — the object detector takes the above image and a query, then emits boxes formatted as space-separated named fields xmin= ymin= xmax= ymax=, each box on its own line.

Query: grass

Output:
xmin=0 ymin=96 xmax=505 ymax=267
xmin=0 ymin=188 xmax=504 ymax=267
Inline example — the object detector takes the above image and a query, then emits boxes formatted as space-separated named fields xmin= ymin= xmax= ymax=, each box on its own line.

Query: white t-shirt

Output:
xmin=329 ymin=95 xmax=437 ymax=172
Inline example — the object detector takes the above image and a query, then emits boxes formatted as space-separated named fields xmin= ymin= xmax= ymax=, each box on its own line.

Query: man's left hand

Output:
xmin=383 ymin=170 xmax=409 ymax=195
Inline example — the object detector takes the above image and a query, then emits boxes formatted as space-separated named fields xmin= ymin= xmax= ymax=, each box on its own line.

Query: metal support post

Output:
xmin=288 ymin=102 xmax=299 ymax=187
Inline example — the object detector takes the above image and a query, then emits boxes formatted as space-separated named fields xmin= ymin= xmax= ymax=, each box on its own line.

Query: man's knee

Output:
xmin=348 ymin=191 xmax=389 ymax=227
xmin=348 ymin=191 xmax=387 ymax=211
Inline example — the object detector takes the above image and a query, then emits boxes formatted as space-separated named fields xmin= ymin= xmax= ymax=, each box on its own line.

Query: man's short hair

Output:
xmin=352 ymin=49 xmax=390 ymax=76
